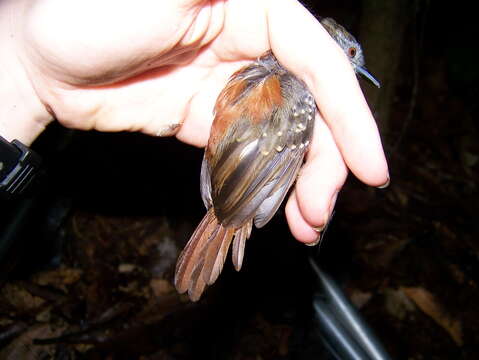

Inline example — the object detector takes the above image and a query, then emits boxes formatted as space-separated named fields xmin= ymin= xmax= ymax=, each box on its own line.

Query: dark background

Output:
xmin=1 ymin=0 xmax=478 ymax=359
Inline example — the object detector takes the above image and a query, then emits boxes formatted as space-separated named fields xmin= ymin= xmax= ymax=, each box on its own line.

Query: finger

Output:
xmin=176 ymin=60 xmax=246 ymax=147
xmin=36 ymin=57 xmax=235 ymax=148
xmin=38 ymin=66 xmax=194 ymax=137
xmin=266 ymin=0 xmax=389 ymax=187
xmin=295 ymin=113 xmax=348 ymax=230
xmin=285 ymin=190 xmax=318 ymax=244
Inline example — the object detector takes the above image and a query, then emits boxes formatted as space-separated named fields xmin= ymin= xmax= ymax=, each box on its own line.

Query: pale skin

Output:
xmin=0 ymin=0 xmax=389 ymax=244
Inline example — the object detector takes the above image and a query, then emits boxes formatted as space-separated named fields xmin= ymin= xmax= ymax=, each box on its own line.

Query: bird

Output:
xmin=174 ymin=17 xmax=380 ymax=301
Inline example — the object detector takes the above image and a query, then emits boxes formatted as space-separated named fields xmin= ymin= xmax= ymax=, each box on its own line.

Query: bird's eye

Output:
xmin=348 ymin=47 xmax=357 ymax=58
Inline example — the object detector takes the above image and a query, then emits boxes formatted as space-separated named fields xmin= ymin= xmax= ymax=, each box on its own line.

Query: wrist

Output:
xmin=0 ymin=0 xmax=53 ymax=146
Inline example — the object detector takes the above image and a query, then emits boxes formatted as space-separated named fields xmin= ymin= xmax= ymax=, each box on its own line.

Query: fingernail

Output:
xmin=309 ymin=222 xmax=325 ymax=246
xmin=311 ymin=191 xmax=338 ymax=236
xmin=377 ymin=176 xmax=390 ymax=189
xmin=312 ymin=213 xmax=329 ymax=233
xmin=305 ymin=237 xmax=320 ymax=247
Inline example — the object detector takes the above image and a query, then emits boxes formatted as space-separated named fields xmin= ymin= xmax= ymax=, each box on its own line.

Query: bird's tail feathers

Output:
xmin=175 ymin=208 xmax=252 ymax=301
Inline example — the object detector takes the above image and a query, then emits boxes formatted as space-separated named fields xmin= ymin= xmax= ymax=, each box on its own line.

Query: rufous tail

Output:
xmin=174 ymin=208 xmax=252 ymax=301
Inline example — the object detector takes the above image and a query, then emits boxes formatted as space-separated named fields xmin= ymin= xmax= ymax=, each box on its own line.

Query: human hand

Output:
xmin=0 ymin=0 xmax=389 ymax=244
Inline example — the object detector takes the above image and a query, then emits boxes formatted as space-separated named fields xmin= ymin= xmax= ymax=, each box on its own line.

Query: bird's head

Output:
xmin=320 ymin=17 xmax=380 ymax=88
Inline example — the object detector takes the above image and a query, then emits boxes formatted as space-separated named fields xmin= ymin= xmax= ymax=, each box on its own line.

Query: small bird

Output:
xmin=175 ymin=17 xmax=379 ymax=301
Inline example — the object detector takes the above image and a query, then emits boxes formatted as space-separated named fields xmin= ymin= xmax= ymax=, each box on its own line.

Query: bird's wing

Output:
xmin=208 ymin=72 xmax=316 ymax=228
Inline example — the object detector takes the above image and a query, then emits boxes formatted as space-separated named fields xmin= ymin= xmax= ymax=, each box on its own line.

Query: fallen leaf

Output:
xmin=33 ymin=267 xmax=83 ymax=288
xmin=0 ymin=284 xmax=45 ymax=311
xmin=118 ymin=263 xmax=136 ymax=273
xmin=384 ymin=288 xmax=416 ymax=320
xmin=150 ymin=278 xmax=175 ymax=297
xmin=349 ymin=290 xmax=373 ymax=309
xmin=401 ymin=286 xmax=463 ymax=346
xmin=0 ymin=323 xmax=66 ymax=359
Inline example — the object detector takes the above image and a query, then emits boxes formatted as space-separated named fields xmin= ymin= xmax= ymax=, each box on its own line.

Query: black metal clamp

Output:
xmin=0 ymin=135 xmax=41 ymax=200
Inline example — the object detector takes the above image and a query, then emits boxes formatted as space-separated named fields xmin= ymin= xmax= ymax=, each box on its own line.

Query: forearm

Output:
xmin=0 ymin=0 xmax=52 ymax=145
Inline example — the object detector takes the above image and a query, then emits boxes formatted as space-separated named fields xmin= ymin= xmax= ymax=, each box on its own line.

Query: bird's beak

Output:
xmin=356 ymin=66 xmax=380 ymax=88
